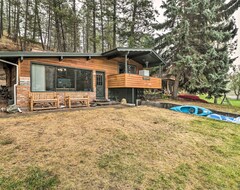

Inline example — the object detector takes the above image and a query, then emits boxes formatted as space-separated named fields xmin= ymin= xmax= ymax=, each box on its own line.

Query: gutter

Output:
xmin=0 ymin=59 xmax=18 ymax=105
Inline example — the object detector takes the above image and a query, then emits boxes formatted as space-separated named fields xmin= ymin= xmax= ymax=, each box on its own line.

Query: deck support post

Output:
xmin=125 ymin=52 xmax=129 ymax=73
xmin=132 ymin=88 xmax=135 ymax=104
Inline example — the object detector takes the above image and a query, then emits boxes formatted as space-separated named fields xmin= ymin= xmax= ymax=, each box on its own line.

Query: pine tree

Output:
xmin=155 ymin=0 xmax=240 ymax=101
xmin=155 ymin=0 xmax=195 ymax=98
xmin=118 ymin=0 xmax=156 ymax=47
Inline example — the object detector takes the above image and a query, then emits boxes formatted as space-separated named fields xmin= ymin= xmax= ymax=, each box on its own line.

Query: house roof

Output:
xmin=102 ymin=47 xmax=165 ymax=67
xmin=0 ymin=47 xmax=165 ymax=67
xmin=0 ymin=51 xmax=101 ymax=58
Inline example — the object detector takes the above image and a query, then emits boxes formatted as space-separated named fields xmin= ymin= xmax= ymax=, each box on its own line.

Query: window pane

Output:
xmin=57 ymin=67 xmax=75 ymax=90
xmin=119 ymin=64 xmax=125 ymax=74
xmin=46 ymin=66 xmax=55 ymax=91
xmin=31 ymin=64 xmax=46 ymax=91
xmin=76 ymin=70 xmax=92 ymax=91
xmin=128 ymin=65 xmax=136 ymax=74
xmin=31 ymin=64 xmax=93 ymax=92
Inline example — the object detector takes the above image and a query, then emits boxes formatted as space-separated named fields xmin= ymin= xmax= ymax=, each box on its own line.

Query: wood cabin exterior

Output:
xmin=0 ymin=48 xmax=164 ymax=110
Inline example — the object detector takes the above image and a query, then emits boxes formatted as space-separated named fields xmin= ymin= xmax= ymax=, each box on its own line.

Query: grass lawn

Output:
xmin=0 ymin=106 xmax=240 ymax=189
xmin=199 ymin=94 xmax=240 ymax=107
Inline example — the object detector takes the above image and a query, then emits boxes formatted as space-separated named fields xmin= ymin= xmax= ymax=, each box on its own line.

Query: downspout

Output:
xmin=0 ymin=59 xmax=18 ymax=105
xmin=125 ymin=51 xmax=129 ymax=73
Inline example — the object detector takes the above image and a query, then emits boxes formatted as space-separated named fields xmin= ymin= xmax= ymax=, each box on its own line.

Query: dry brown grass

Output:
xmin=0 ymin=106 xmax=240 ymax=189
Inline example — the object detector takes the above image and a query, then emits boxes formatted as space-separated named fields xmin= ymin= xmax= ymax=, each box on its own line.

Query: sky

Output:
xmin=152 ymin=0 xmax=240 ymax=65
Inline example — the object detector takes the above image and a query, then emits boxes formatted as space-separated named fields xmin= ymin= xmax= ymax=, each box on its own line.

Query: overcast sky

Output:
xmin=152 ymin=0 xmax=240 ymax=65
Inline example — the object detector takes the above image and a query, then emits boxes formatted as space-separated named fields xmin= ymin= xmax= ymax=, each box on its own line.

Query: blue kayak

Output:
xmin=207 ymin=114 xmax=240 ymax=124
xmin=170 ymin=105 xmax=212 ymax=116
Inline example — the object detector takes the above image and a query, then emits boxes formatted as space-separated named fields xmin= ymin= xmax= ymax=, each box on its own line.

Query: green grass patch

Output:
xmin=97 ymin=150 xmax=146 ymax=186
xmin=188 ymin=118 xmax=240 ymax=189
xmin=147 ymin=164 xmax=191 ymax=190
xmin=198 ymin=164 xmax=240 ymax=189
xmin=199 ymin=94 xmax=240 ymax=107
xmin=0 ymin=167 xmax=59 ymax=189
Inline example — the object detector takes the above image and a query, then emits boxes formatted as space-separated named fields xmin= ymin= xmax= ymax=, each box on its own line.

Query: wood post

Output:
xmin=125 ymin=52 xmax=129 ymax=73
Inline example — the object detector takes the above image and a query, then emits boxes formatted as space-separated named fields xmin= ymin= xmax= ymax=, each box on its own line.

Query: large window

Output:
xmin=119 ymin=63 xmax=137 ymax=74
xmin=31 ymin=63 xmax=93 ymax=92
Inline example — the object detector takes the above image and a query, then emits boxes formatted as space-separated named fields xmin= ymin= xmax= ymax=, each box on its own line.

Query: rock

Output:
xmin=121 ymin=98 xmax=127 ymax=104
xmin=6 ymin=105 xmax=20 ymax=114
xmin=0 ymin=107 xmax=6 ymax=112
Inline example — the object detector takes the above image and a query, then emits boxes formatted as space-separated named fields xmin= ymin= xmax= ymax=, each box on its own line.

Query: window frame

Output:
xmin=30 ymin=62 xmax=94 ymax=92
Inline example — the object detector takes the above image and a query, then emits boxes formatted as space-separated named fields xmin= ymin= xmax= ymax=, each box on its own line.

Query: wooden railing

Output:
xmin=108 ymin=73 xmax=162 ymax=89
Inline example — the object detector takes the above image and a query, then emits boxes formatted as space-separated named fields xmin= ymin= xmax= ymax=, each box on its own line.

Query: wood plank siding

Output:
xmin=108 ymin=74 xmax=162 ymax=89
xmin=17 ymin=57 xmax=146 ymax=108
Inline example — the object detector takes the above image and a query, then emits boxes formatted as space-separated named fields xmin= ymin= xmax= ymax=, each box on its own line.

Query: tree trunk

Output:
xmin=73 ymin=0 xmax=77 ymax=52
xmin=0 ymin=0 xmax=3 ymax=38
xmin=173 ymin=73 xmax=180 ymax=99
xmin=86 ymin=14 xmax=89 ymax=53
xmin=129 ymin=0 xmax=137 ymax=47
xmin=60 ymin=19 xmax=66 ymax=52
xmin=112 ymin=0 xmax=117 ymax=48
xmin=58 ymin=3 xmax=66 ymax=52
xmin=8 ymin=0 xmax=11 ymax=36
xmin=53 ymin=0 xmax=61 ymax=51
xmin=36 ymin=6 xmax=45 ymax=50
xmin=214 ymin=96 xmax=218 ymax=104
xmin=99 ymin=0 xmax=104 ymax=52
xmin=92 ymin=0 xmax=96 ymax=53
xmin=13 ymin=1 xmax=20 ymax=42
xmin=46 ymin=3 xmax=51 ymax=50
xmin=13 ymin=2 xmax=16 ymax=36
xmin=237 ymin=94 xmax=239 ymax=100
xmin=23 ymin=0 xmax=29 ymax=50
xmin=82 ymin=24 xmax=85 ymax=52
xmin=32 ymin=0 xmax=38 ymax=41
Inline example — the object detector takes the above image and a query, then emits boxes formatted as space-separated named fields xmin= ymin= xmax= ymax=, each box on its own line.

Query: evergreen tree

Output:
xmin=155 ymin=0 xmax=240 ymax=101
xmin=118 ymin=0 xmax=157 ymax=47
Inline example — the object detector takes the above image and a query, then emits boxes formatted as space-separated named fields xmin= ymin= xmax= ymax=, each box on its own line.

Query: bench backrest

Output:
xmin=29 ymin=92 xmax=57 ymax=100
xmin=64 ymin=92 xmax=89 ymax=99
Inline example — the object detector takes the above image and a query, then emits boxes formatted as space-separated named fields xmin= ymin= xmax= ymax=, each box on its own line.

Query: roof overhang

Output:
xmin=0 ymin=51 xmax=102 ymax=59
xmin=102 ymin=47 xmax=165 ymax=67
xmin=0 ymin=48 xmax=165 ymax=67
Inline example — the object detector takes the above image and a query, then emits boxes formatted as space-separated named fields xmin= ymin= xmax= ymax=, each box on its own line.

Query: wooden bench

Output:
xmin=64 ymin=92 xmax=89 ymax=108
xmin=29 ymin=92 xmax=60 ymax=111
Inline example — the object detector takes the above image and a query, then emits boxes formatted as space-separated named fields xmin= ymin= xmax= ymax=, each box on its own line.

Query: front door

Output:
xmin=96 ymin=71 xmax=105 ymax=99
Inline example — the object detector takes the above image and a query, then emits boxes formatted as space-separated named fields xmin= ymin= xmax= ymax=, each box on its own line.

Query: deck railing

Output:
xmin=108 ymin=73 xmax=162 ymax=89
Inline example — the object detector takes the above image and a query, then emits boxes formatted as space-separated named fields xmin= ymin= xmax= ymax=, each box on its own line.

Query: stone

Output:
xmin=121 ymin=98 xmax=127 ymax=104
xmin=6 ymin=105 xmax=20 ymax=114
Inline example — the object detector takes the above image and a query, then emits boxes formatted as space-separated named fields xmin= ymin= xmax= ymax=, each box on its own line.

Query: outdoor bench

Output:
xmin=64 ymin=92 xmax=89 ymax=108
xmin=29 ymin=92 xmax=60 ymax=111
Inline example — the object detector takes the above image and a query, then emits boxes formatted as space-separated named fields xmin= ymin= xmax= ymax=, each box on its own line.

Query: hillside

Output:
xmin=0 ymin=106 xmax=239 ymax=189
xmin=0 ymin=32 xmax=45 ymax=52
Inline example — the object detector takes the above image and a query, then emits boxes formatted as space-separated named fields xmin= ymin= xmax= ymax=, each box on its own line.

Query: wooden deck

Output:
xmin=108 ymin=73 xmax=162 ymax=89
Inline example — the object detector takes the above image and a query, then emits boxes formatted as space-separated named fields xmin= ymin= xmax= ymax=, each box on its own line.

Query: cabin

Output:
xmin=0 ymin=47 xmax=164 ymax=110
